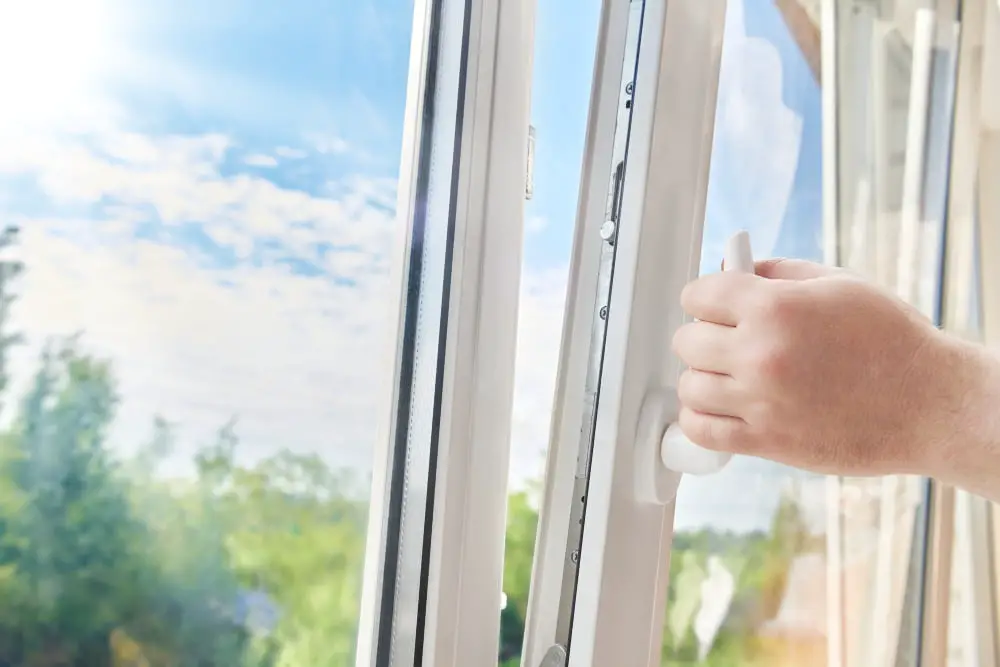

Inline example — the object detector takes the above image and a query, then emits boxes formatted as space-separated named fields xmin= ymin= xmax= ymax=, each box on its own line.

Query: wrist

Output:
xmin=921 ymin=334 xmax=1000 ymax=495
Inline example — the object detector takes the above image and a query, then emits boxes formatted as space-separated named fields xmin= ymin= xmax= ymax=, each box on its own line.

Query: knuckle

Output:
xmin=676 ymin=369 xmax=699 ymax=404
xmin=678 ymin=409 xmax=716 ymax=449
xmin=679 ymin=281 xmax=698 ymax=314
xmin=671 ymin=323 xmax=693 ymax=357
xmin=747 ymin=340 xmax=789 ymax=380
xmin=680 ymin=274 xmax=724 ymax=314
xmin=754 ymin=288 xmax=797 ymax=324
xmin=678 ymin=408 xmax=744 ymax=453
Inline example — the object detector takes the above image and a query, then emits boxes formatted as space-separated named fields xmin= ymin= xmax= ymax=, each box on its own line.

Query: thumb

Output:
xmin=752 ymin=258 xmax=842 ymax=281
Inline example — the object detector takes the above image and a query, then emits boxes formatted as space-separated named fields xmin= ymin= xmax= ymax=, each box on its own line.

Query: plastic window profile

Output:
xmin=519 ymin=0 xmax=638 ymax=663
xmin=921 ymin=0 xmax=982 ymax=663
xmin=354 ymin=0 xmax=533 ymax=664
xmin=980 ymin=2 xmax=1000 ymax=657
xmin=521 ymin=2 xmax=727 ymax=666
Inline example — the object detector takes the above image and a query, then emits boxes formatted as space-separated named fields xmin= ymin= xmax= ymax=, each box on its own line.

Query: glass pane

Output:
xmin=947 ymin=490 xmax=981 ymax=666
xmin=834 ymin=2 xmax=958 ymax=666
xmin=0 ymin=1 xmax=414 ymax=665
xmin=500 ymin=1 xmax=602 ymax=664
xmin=663 ymin=1 xmax=826 ymax=665
xmin=948 ymin=199 xmax=990 ymax=667
xmin=663 ymin=0 xmax=958 ymax=666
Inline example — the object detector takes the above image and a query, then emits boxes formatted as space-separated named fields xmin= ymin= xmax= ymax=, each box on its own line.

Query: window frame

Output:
xmin=822 ymin=2 xmax=972 ymax=665
xmin=981 ymin=0 xmax=1000 ymax=343
xmin=354 ymin=0 xmax=534 ymax=664
xmin=521 ymin=1 xmax=728 ymax=664
xmin=926 ymin=0 xmax=992 ymax=662
xmin=819 ymin=3 xmax=846 ymax=665
xmin=981 ymin=1 xmax=1000 ymax=659
xmin=519 ymin=0 xmax=642 ymax=663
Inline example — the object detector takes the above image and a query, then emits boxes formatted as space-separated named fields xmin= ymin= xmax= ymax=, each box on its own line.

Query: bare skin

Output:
xmin=673 ymin=258 xmax=1000 ymax=502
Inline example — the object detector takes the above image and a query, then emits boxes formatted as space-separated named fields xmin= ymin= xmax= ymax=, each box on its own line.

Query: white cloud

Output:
xmin=525 ymin=214 xmax=549 ymax=236
xmin=13 ymin=226 xmax=389 ymax=475
xmin=275 ymin=146 xmax=309 ymax=160
xmin=701 ymin=0 xmax=805 ymax=268
xmin=1 ymin=126 xmax=566 ymax=494
xmin=509 ymin=266 xmax=568 ymax=487
xmin=3 ymin=130 xmax=398 ymax=478
xmin=310 ymin=134 xmax=351 ymax=156
xmin=0 ymin=130 xmax=395 ymax=271
xmin=244 ymin=153 xmax=279 ymax=168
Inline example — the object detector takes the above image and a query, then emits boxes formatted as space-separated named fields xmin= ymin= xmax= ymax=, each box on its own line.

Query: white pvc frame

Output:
xmin=819 ymin=3 xmax=845 ymax=665
xmin=930 ymin=0 xmax=989 ymax=661
xmin=520 ymin=0 xmax=636 ymax=663
xmin=982 ymin=0 xmax=1000 ymax=344
xmin=355 ymin=0 xmax=534 ymax=664
xmin=981 ymin=0 xmax=1000 ymax=659
xmin=522 ymin=1 xmax=727 ymax=665
xmin=820 ymin=2 xmax=962 ymax=665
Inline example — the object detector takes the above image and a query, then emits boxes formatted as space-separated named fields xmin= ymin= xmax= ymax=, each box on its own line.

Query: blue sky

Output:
xmin=0 ymin=0 xmax=823 ymax=532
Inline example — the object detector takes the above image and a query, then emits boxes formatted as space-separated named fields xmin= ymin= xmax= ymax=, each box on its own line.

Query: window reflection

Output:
xmin=0 ymin=1 xmax=412 ymax=665
xmin=834 ymin=2 xmax=958 ymax=666
xmin=665 ymin=0 xmax=958 ymax=666
xmin=665 ymin=2 xmax=826 ymax=664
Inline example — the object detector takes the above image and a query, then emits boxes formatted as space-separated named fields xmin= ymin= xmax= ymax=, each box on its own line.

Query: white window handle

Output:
xmin=634 ymin=231 xmax=754 ymax=505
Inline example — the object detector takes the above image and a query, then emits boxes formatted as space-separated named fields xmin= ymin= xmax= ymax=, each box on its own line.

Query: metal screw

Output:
xmin=570 ymin=550 xmax=580 ymax=564
xmin=625 ymin=81 xmax=634 ymax=95
xmin=599 ymin=306 xmax=608 ymax=320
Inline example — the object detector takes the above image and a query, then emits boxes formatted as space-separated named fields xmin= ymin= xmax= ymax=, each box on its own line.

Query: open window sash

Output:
xmin=522 ymin=1 xmax=728 ymax=665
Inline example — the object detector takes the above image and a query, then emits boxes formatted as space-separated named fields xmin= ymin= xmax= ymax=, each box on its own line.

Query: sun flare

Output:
xmin=0 ymin=0 xmax=114 ymax=125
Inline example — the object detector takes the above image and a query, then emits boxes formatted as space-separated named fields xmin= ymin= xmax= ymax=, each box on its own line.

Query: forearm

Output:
xmin=927 ymin=337 xmax=1000 ymax=502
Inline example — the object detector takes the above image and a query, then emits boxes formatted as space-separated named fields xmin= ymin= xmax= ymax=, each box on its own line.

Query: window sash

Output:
xmin=355 ymin=0 xmax=534 ymax=664
xmin=522 ymin=2 xmax=728 ymax=665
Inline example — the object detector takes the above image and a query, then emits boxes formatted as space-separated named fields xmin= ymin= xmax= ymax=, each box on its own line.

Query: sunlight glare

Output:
xmin=0 ymin=0 xmax=113 ymax=125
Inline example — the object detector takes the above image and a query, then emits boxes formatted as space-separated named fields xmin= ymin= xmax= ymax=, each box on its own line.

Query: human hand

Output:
xmin=671 ymin=258 xmax=979 ymax=477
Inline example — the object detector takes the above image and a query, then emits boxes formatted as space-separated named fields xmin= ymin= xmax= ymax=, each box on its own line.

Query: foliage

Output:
xmin=0 ymin=227 xmax=823 ymax=666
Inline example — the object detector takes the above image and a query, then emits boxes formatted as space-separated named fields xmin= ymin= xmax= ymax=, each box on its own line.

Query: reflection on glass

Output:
xmin=0 ymin=1 xmax=413 ymax=664
xmin=665 ymin=1 xmax=826 ymax=665
xmin=835 ymin=2 xmax=958 ymax=666
xmin=665 ymin=1 xmax=958 ymax=666
xmin=499 ymin=1 xmax=602 ymax=664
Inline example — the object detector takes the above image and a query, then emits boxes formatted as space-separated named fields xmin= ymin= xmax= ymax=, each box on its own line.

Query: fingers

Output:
xmin=680 ymin=272 xmax=758 ymax=325
xmin=753 ymin=258 xmax=840 ymax=280
xmin=683 ymin=258 xmax=841 ymax=325
xmin=672 ymin=321 xmax=738 ymax=375
xmin=677 ymin=406 xmax=749 ymax=452
xmin=677 ymin=369 xmax=743 ymax=417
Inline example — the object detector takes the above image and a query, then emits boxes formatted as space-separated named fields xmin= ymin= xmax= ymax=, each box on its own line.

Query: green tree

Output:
xmin=500 ymin=489 xmax=539 ymax=664
xmin=189 ymin=428 xmax=369 ymax=667
xmin=0 ymin=337 xmax=146 ymax=664
xmin=0 ymin=225 xmax=24 ymax=415
xmin=0 ymin=229 xmax=249 ymax=665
